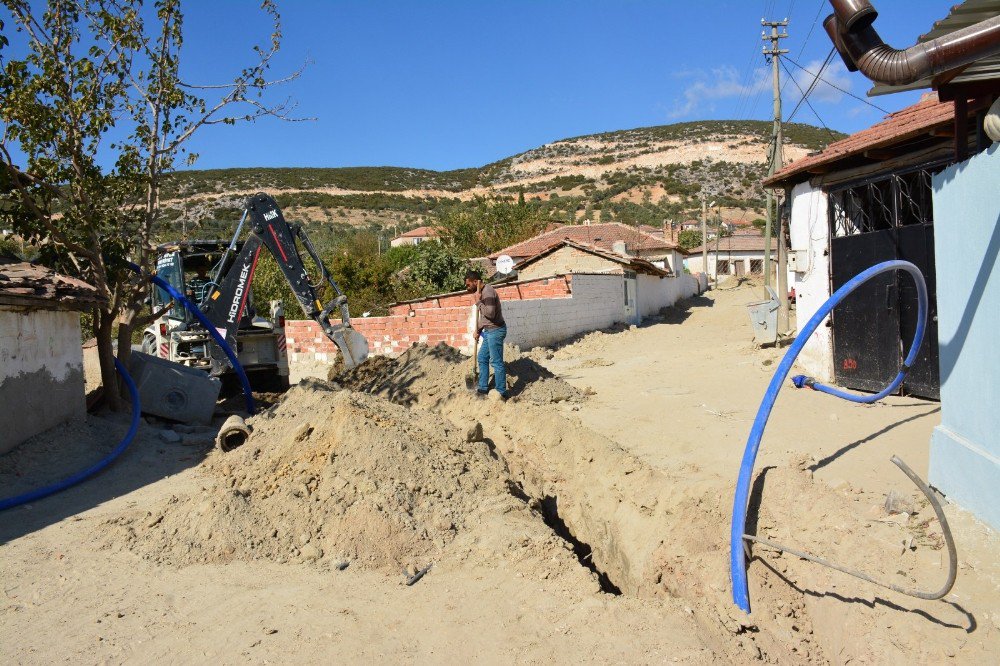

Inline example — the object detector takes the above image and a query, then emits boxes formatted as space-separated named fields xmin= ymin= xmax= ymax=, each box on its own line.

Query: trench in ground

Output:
xmin=506 ymin=479 xmax=624 ymax=595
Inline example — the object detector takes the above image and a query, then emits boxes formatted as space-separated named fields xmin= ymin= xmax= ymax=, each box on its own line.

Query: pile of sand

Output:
xmin=106 ymin=381 xmax=593 ymax=586
xmin=330 ymin=343 xmax=583 ymax=405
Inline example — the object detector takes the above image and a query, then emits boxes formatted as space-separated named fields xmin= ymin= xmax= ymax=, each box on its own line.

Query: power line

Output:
xmin=797 ymin=0 xmax=827 ymax=58
xmin=780 ymin=57 xmax=839 ymax=141
xmin=784 ymin=48 xmax=835 ymax=123
xmin=785 ymin=55 xmax=891 ymax=114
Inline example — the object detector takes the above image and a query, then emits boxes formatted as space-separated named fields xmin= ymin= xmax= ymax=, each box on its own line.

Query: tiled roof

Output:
xmin=764 ymin=93 xmax=955 ymax=187
xmin=513 ymin=239 xmax=669 ymax=277
xmin=0 ymin=257 xmax=106 ymax=310
xmin=396 ymin=225 xmax=439 ymax=239
xmin=489 ymin=222 xmax=679 ymax=259
xmin=690 ymin=231 xmax=775 ymax=254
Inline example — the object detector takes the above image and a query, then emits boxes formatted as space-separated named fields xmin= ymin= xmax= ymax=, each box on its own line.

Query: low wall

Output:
xmin=637 ymin=274 xmax=700 ymax=318
xmin=0 ymin=307 xmax=86 ymax=454
xmin=287 ymin=272 xmax=698 ymax=364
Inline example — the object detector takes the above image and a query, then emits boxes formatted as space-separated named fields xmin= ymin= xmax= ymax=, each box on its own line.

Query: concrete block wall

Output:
xmin=286 ymin=272 xmax=699 ymax=365
xmin=503 ymin=274 xmax=625 ymax=349
xmin=286 ymin=275 xmax=574 ymax=362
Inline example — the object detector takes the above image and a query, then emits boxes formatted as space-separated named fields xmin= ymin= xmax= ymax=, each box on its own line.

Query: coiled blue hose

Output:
xmin=0 ymin=358 xmax=140 ymax=512
xmin=127 ymin=262 xmax=255 ymax=415
xmin=730 ymin=260 xmax=928 ymax=613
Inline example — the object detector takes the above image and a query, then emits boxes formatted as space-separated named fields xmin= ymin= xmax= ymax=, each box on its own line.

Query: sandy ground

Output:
xmin=2 ymin=281 xmax=997 ymax=664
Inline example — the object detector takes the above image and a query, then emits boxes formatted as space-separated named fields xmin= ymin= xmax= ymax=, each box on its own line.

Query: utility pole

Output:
xmin=761 ymin=18 xmax=788 ymax=295
xmin=701 ymin=197 xmax=708 ymax=283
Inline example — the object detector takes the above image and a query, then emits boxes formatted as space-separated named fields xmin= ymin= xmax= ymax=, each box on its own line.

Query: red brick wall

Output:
xmin=286 ymin=275 xmax=573 ymax=359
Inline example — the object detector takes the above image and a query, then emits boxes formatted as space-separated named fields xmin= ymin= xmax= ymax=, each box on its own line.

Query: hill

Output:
xmin=156 ymin=120 xmax=845 ymax=243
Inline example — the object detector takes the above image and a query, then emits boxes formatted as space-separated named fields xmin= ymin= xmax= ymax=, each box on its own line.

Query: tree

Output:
xmin=751 ymin=218 xmax=776 ymax=236
xmin=407 ymin=241 xmax=467 ymax=293
xmin=436 ymin=195 xmax=545 ymax=258
xmin=0 ymin=0 xmax=304 ymax=408
xmin=677 ymin=230 xmax=703 ymax=250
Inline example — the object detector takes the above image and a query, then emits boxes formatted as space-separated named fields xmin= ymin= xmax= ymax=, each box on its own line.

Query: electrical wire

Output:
xmin=781 ymin=55 xmax=839 ymax=142
xmin=797 ymin=0 xmax=828 ymax=58
xmin=785 ymin=55 xmax=891 ymax=114
xmin=783 ymin=48 xmax=835 ymax=123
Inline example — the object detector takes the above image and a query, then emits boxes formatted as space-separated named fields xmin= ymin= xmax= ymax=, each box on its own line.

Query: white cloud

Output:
xmin=671 ymin=65 xmax=770 ymax=118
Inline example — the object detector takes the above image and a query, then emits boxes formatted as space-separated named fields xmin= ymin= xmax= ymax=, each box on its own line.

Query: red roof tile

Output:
xmin=764 ymin=93 xmax=955 ymax=187
xmin=0 ymin=258 xmax=106 ymax=310
xmin=489 ymin=222 xmax=680 ymax=259
xmin=690 ymin=230 xmax=775 ymax=254
xmin=512 ymin=239 xmax=669 ymax=277
xmin=395 ymin=225 xmax=439 ymax=239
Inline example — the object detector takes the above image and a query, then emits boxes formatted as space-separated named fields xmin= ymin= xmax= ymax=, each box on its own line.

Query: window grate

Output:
xmin=829 ymin=166 xmax=939 ymax=237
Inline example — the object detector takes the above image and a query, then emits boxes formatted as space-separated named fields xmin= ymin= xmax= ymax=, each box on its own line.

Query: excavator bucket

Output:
xmin=331 ymin=325 xmax=370 ymax=369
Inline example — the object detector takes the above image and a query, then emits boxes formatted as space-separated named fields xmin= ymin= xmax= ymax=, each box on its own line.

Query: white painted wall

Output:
xmin=636 ymin=274 xmax=700 ymax=318
xmin=0 ymin=307 xmax=86 ymax=453
xmin=788 ymin=181 xmax=834 ymax=382
xmin=688 ymin=249 xmax=774 ymax=279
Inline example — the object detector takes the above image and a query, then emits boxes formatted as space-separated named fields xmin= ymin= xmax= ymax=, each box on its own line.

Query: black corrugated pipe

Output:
xmin=824 ymin=0 xmax=1000 ymax=86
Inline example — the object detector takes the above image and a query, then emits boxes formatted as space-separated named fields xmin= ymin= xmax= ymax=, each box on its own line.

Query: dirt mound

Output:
xmin=329 ymin=343 xmax=583 ymax=405
xmin=105 ymin=382 xmax=594 ymax=586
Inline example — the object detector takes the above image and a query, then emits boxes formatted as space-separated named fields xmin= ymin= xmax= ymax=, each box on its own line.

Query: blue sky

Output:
xmin=7 ymin=1 xmax=953 ymax=171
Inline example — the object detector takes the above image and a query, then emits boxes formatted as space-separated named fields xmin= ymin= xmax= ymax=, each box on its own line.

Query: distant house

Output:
xmin=0 ymin=257 xmax=106 ymax=454
xmin=489 ymin=222 xmax=688 ymax=274
xmin=686 ymin=230 xmax=776 ymax=280
xmin=390 ymin=225 xmax=440 ymax=247
xmin=509 ymin=239 xmax=699 ymax=325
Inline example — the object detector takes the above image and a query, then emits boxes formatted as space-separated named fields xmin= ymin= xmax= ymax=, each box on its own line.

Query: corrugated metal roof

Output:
xmin=869 ymin=0 xmax=1000 ymax=96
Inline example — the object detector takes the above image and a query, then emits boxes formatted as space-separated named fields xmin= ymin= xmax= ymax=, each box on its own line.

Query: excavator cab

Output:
xmin=144 ymin=240 xmax=290 ymax=391
xmin=146 ymin=194 xmax=368 ymax=384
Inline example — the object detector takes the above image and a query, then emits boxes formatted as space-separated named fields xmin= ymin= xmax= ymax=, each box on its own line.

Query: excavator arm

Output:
xmin=201 ymin=193 xmax=369 ymax=374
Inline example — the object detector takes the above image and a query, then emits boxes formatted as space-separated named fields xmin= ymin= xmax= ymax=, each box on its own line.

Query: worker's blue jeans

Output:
xmin=477 ymin=326 xmax=508 ymax=396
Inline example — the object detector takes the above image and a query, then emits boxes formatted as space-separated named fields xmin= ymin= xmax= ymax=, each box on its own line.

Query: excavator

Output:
xmin=144 ymin=193 xmax=369 ymax=389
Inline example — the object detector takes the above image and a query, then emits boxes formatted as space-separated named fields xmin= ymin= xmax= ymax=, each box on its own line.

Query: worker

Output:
xmin=187 ymin=265 xmax=210 ymax=304
xmin=465 ymin=269 xmax=508 ymax=400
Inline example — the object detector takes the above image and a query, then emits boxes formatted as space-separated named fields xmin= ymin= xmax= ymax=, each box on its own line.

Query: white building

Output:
xmin=686 ymin=231 xmax=776 ymax=280
xmin=389 ymin=225 xmax=439 ymax=247
xmin=0 ymin=257 xmax=105 ymax=454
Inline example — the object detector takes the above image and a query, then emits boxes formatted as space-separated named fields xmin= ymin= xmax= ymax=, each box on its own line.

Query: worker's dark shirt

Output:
xmin=476 ymin=284 xmax=505 ymax=331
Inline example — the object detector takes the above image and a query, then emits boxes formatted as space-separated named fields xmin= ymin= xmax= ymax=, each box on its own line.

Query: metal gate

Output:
xmin=828 ymin=167 xmax=940 ymax=400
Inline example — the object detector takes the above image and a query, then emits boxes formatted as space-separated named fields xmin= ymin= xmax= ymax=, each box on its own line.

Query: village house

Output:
xmin=772 ymin=0 xmax=1000 ymax=530
xmin=389 ymin=225 xmax=439 ymax=247
xmin=0 ymin=257 xmax=105 ymax=454
xmin=685 ymin=229 xmax=776 ymax=280
xmin=489 ymin=221 xmax=689 ymax=274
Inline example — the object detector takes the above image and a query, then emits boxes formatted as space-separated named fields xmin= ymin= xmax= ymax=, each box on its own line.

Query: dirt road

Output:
xmin=2 ymin=282 xmax=997 ymax=663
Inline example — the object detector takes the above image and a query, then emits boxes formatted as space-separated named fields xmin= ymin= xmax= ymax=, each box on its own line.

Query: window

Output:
xmin=830 ymin=165 xmax=940 ymax=237
xmin=716 ymin=260 xmax=730 ymax=275
xmin=749 ymin=259 xmax=763 ymax=274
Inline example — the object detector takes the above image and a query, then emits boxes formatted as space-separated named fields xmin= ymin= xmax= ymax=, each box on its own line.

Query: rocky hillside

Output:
xmin=156 ymin=120 xmax=843 ymax=242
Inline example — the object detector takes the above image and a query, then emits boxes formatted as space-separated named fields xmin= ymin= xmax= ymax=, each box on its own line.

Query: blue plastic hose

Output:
xmin=730 ymin=260 xmax=928 ymax=613
xmin=127 ymin=262 xmax=256 ymax=415
xmin=0 ymin=358 xmax=141 ymax=512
